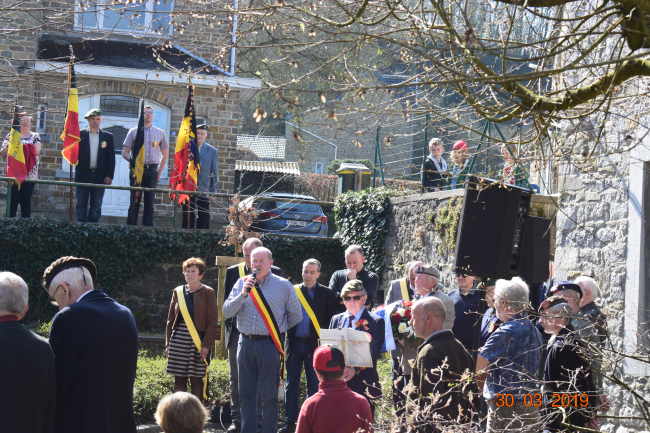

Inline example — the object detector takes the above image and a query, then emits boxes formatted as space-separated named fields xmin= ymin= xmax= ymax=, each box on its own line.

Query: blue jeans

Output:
xmin=238 ymin=335 xmax=280 ymax=433
xmin=284 ymin=339 xmax=319 ymax=422
xmin=76 ymin=171 xmax=106 ymax=223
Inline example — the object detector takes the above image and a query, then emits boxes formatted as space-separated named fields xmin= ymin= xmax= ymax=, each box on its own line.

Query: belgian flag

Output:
xmin=6 ymin=106 xmax=28 ymax=185
xmin=61 ymin=62 xmax=80 ymax=166
xmin=130 ymin=99 xmax=146 ymax=187
xmin=169 ymin=85 xmax=200 ymax=205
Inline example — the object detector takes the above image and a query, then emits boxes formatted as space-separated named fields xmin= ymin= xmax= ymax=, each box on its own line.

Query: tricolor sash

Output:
xmin=175 ymin=287 xmax=210 ymax=400
xmin=294 ymin=285 xmax=320 ymax=337
xmin=247 ymin=277 xmax=285 ymax=378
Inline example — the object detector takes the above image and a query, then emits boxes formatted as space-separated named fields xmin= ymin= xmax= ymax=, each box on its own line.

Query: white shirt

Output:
xmin=89 ymin=130 xmax=100 ymax=169
xmin=76 ymin=290 xmax=92 ymax=303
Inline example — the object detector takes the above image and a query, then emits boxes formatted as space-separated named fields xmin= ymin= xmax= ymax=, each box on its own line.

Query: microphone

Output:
xmin=247 ymin=269 xmax=259 ymax=294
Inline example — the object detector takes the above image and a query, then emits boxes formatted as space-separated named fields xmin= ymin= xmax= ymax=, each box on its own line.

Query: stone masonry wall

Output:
xmin=382 ymin=189 xmax=559 ymax=293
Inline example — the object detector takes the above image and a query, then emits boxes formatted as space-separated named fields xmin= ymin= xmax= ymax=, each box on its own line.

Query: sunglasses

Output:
xmin=343 ymin=295 xmax=364 ymax=302
xmin=456 ymin=274 xmax=468 ymax=278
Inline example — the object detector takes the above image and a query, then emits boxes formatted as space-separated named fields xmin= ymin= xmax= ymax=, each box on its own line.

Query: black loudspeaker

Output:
xmin=453 ymin=177 xmax=532 ymax=278
xmin=518 ymin=216 xmax=552 ymax=284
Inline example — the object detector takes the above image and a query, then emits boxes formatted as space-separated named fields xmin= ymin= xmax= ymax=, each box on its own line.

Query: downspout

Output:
xmin=286 ymin=121 xmax=337 ymax=159
xmin=230 ymin=0 xmax=238 ymax=75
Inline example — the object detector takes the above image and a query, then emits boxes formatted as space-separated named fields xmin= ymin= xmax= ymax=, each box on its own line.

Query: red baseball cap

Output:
xmin=313 ymin=345 xmax=346 ymax=371
xmin=452 ymin=141 xmax=467 ymax=151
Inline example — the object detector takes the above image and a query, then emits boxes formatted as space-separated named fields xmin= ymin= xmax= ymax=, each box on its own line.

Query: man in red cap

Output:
xmin=449 ymin=140 xmax=471 ymax=189
xmin=295 ymin=345 xmax=373 ymax=433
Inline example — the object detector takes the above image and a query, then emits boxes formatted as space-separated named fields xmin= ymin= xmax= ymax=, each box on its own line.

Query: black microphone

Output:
xmin=247 ymin=269 xmax=259 ymax=294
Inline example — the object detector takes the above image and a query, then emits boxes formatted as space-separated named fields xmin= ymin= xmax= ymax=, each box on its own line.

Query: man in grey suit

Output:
xmin=385 ymin=260 xmax=423 ymax=416
xmin=182 ymin=124 xmax=219 ymax=229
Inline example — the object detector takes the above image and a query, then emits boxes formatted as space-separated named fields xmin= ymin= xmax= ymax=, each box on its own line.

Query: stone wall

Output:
xmin=382 ymin=189 xmax=559 ymax=292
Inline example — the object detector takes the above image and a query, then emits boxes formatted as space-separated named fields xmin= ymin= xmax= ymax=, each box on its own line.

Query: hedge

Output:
xmin=0 ymin=218 xmax=344 ymax=324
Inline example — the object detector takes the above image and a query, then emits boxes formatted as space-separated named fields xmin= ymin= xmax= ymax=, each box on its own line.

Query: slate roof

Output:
xmin=235 ymin=161 xmax=300 ymax=175
xmin=237 ymin=135 xmax=286 ymax=160
xmin=37 ymin=35 xmax=225 ymax=76
xmin=375 ymin=72 xmax=418 ymax=107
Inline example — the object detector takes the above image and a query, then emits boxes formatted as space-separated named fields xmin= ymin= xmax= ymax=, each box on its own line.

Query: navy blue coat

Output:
xmin=329 ymin=308 xmax=385 ymax=401
xmin=49 ymin=290 xmax=138 ymax=433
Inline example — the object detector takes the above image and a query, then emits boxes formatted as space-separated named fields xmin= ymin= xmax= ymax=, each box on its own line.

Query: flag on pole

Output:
xmin=130 ymin=99 xmax=146 ymax=187
xmin=169 ymin=85 xmax=200 ymax=205
xmin=61 ymin=62 xmax=80 ymax=166
xmin=5 ymin=106 xmax=30 ymax=186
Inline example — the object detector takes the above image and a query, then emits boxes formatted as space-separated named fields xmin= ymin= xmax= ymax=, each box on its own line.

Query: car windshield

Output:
xmin=274 ymin=201 xmax=321 ymax=213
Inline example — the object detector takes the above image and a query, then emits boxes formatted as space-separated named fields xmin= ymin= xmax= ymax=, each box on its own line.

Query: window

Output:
xmin=36 ymin=104 xmax=48 ymax=132
xmin=75 ymin=0 xmax=174 ymax=35
xmin=314 ymin=162 xmax=324 ymax=174
xmin=100 ymin=95 xmax=140 ymax=118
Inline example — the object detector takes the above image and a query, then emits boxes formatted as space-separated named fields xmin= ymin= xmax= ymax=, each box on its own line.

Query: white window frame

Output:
xmin=36 ymin=104 xmax=48 ymax=132
xmin=314 ymin=161 xmax=324 ymax=174
xmin=74 ymin=0 xmax=174 ymax=36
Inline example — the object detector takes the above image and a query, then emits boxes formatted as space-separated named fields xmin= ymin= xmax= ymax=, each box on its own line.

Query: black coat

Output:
xmin=49 ymin=290 xmax=138 ymax=433
xmin=0 ymin=320 xmax=56 ymax=433
xmin=74 ymin=128 xmax=116 ymax=184
xmin=329 ymin=267 xmax=379 ymax=314
xmin=422 ymin=155 xmax=448 ymax=191
xmin=223 ymin=263 xmax=283 ymax=346
xmin=285 ymin=282 xmax=337 ymax=358
xmin=329 ymin=309 xmax=385 ymax=401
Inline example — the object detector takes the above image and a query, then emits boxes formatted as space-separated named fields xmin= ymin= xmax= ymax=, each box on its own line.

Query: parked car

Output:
xmin=249 ymin=193 xmax=328 ymax=237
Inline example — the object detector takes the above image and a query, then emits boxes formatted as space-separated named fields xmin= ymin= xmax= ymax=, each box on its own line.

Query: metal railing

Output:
xmin=0 ymin=177 xmax=335 ymax=227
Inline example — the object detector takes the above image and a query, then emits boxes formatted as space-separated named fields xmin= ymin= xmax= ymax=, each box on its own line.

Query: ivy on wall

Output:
xmin=428 ymin=196 xmax=463 ymax=255
xmin=334 ymin=187 xmax=410 ymax=288
xmin=0 ymin=219 xmax=343 ymax=324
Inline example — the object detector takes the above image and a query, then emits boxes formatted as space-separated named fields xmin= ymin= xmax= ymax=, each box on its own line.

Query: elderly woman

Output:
xmin=166 ymin=258 xmax=219 ymax=400
xmin=449 ymin=140 xmax=471 ymax=189
xmin=476 ymin=277 xmax=544 ymax=433
xmin=0 ymin=112 xmax=41 ymax=218
xmin=538 ymin=296 xmax=598 ymax=432
xmin=155 ymin=392 xmax=208 ymax=433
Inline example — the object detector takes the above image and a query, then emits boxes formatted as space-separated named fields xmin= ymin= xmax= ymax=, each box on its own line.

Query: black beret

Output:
xmin=196 ymin=124 xmax=209 ymax=130
xmin=43 ymin=256 xmax=97 ymax=289
xmin=549 ymin=281 xmax=583 ymax=299
xmin=539 ymin=295 xmax=569 ymax=312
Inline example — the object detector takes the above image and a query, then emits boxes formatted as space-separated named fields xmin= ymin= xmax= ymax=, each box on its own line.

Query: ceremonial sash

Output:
xmin=294 ymin=285 xmax=320 ymax=337
xmin=238 ymin=262 xmax=246 ymax=278
xmin=247 ymin=277 xmax=285 ymax=379
xmin=175 ymin=287 xmax=210 ymax=400
xmin=399 ymin=278 xmax=409 ymax=301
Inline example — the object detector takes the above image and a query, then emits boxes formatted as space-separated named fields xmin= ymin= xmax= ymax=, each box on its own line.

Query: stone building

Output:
xmin=0 ymin=1 xmax=261 ymax=226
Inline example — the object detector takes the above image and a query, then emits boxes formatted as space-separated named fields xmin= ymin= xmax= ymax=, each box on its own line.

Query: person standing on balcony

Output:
xmin=448 ymin=140 xmax=471 ymax=190
xmin=422 ymin=138 xmax=448 ymax=192
xmin=75 ymin=109 xmax=115 ymax=223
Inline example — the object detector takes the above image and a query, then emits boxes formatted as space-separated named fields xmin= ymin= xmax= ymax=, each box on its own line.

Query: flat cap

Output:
xmin=43 ymin=256 xmax=97 ymax=290
xmin=549 ymin=281 xmax=583 ymax=299
xmin=341 ymin=279 xmax=364 ymax=297
xmin=539 ymin=295 xmax=569 ymax=312
xmin=84 ymin=108 xmax=102 ymax=118
xmin=196 ymin=124 xmax=209 ymax=130
xmin=414 ymin=265 xmax=440 ymax=279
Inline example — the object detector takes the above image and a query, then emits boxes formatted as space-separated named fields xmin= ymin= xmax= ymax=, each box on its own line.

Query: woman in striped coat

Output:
xmin=165 ymin=257 xmax=219 ymax=400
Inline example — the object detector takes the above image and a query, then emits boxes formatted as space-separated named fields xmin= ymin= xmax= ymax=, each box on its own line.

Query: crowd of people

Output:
xmin=0 ymin=241 xmax=609 ymax=433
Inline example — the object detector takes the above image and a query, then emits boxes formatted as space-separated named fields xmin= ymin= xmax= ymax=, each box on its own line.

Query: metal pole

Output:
xmin=373 ymin=128 xmax=379 ymax=188
xmin=69 ymin=169 xmax=73 ymax=221
xmin=467 ymin=121 xmax=490 ymax=175
xmin=422 ymin=114 xmax=429 ymax=193
xmin=5 ymin=179 xmax=13 ymax=218
xmin=173 ymin=193 xmax=179 ymax=227
xmin=485 ymin=122 xmax=492 ymax=175
xmin=377 ymin=127 xmax=385 ymax=187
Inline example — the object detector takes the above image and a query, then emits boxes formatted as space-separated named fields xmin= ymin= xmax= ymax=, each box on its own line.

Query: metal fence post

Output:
xmin=172 ymin=193 xmax=179 ymax=227
xmin=373 ymin=127 xmax=379 ymax=188
xmin=376 ymin=126 xmax=385 ymax=187
xmin=422 ymin=114 xmax=429 ymax=193
xmin=5 ymin=179 xmax=12 ymax=218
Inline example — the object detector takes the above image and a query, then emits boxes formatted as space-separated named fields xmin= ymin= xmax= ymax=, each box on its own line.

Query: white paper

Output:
xmin=319 ymin=328 xmax=373 ymax=368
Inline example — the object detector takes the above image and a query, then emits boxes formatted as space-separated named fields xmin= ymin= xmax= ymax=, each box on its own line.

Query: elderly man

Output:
xmin=575 ymin=276 xmax=607 ymax=347
xmin=407 ymin=297 xmax=478 ymax=432
xmin=329 ymin=280 xmax=385 ymax=416
xmin=551 ymin=281 xmax=609 ymax=412
xmin=123 ymin=104 xmax=170 ymax=226
xmin=538 ymin=296 xmax=598 ymax=432
xmin=422 ymin=138 xmax=448 ymax=192
xmin=0 ymin=272 xmax=56 ymax=433
xmin=223 ymin=238 xmax=283 ymax=433
xmin=449 ymin=272 xmax=480 ymax=356
xmin=386 ymin=260 xmax=424 ymax=415
xmin=43 ymin=256 xmax=139 ymax=433
xmin=223 ymin=247 xmax=302 ymax=433
xmin=75 ymin=108 xmax=115 ymax=223
xmin=476 ymin=277 xmax=543 ymax=433
xmin=329 ymin=245 xmax=379 ymax=314
xmin=182 ymin=124 xmax=219 ymax=229
xmin=281 ymin=259 xmax=337 ymax=433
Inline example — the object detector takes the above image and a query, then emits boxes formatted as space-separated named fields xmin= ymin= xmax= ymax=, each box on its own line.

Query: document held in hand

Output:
xmin=319 ymin=328 xmax=372 ymax=368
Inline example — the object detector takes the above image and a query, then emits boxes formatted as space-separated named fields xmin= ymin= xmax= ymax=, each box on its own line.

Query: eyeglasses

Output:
xmin=456 ymin=274 xmax=468 ymax=278
xmin=343 ymin=295 xmax=364 ymax=302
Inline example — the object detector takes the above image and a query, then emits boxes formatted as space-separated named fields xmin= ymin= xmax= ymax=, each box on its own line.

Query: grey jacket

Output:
xmin=197 ymin=143 xmax=219 ymax=193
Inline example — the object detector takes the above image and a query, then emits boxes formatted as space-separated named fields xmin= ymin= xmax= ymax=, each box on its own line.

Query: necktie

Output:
xmin=347 ymin=315 xmax=354 ymax=328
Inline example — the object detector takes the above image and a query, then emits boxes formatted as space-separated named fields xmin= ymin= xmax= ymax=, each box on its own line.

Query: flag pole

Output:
xmin=68 ymin=45 xmax=74 ymax=222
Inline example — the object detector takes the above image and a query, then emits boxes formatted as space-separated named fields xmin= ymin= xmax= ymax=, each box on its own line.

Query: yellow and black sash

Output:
xmin=294 ymin=284 xmax=320 ymax=337
xmin=399 ymin=278 xmax=410 ymax=301
xmin=248 ymin=277 xmax=285 ymax=379
xmin=238 ymin=262 xmax=246 ymax=278
xmin=175 ymin=287 xmax=210 ymax=400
